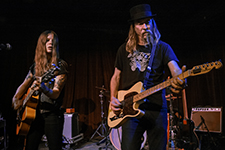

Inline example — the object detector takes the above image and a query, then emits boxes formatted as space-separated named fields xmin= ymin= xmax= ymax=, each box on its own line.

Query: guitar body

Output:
xmin=16 ymin=107 xmax=36 ymax=135
xmin=174 ymin=90 xmax=199 ymax=150
xmin=108 ymin=82 xmax=146 ymax=128
xmin=176 ymin=119 xmax=199 ymax=150
xmin=16 ymin=88 xmax=39 ymax=136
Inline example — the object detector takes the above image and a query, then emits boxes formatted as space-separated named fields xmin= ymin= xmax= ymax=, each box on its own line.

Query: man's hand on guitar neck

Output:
xmin=170 ymin=65 xmax=187 ymax=94
xmin=110 ymin=96 xmax=122 ymax=116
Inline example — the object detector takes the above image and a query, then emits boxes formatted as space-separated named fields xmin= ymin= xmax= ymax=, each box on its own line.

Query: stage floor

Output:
xmin=38 ymin=137 xmax=117 ymax=150
xmin=38 ymin=135 xmax=149 ymax=150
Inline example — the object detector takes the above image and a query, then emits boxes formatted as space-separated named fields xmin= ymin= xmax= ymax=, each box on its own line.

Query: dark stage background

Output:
xmin=0 ymin=0 xmax=225 ymax=148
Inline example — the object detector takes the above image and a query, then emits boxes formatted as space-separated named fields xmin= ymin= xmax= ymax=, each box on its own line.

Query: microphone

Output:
xmin=0 ymin=43 xmax=12 ymax=50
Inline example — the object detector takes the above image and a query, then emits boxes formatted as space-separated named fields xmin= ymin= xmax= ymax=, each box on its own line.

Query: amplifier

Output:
xmin=191 ymin=107 xmax=222 ymax=133
xmin=63 ymin=112 xmax=79 ymax=139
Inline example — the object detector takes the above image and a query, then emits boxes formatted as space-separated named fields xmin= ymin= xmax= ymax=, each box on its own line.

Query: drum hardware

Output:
xmin=90 ymin=85 xmax=108 ymax=141
xmin=89 ymin=85 xmax=113 ymax=149
xmin=167 ymin=88 xmax=179 ymax=149
xmin=109 ymin=127 xmax=147 ymax=150
xmin=98 ymin=128 xmax=113 ymax=150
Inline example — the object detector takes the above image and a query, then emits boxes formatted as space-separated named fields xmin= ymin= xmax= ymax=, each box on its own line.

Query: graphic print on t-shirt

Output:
xmin=127 ymin=50 xmax=150 ymax=72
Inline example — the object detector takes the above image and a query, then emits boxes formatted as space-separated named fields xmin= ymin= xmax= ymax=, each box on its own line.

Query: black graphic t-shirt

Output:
xmin=115 ymin=41 xmax=179 ymax=109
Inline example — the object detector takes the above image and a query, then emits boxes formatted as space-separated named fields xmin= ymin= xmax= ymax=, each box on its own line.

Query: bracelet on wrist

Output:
xmin=43 ymin=89 xmax=50 ymax=94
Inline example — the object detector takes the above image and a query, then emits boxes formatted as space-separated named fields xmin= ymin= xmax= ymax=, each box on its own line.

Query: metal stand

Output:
xmin=0 ymin=117 xmax=7 ymax=150
xmin=196 ymin=116 xmax=218 ymax=150
xmin=90 ymin=86 xmax=107 ymax=141
xmin=167 ymin=88 xmax=177 ymax=150
xmin=98 ymin=128 xmax=113 ymax=150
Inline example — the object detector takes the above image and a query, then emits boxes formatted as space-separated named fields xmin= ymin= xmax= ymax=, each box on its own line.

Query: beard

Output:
xmin=142 ymin=32 xmax=150 ymax=45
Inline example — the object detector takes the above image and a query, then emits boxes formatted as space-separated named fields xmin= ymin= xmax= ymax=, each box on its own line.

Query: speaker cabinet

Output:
xmin=191 ymin=107 xmax=222 ymax=133
xmin=63 ymin=113 xmax=79 ymax=139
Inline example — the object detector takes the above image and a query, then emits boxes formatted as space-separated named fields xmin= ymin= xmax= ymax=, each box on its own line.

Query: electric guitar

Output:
xmin=176 ymin=89 xmax=199 ymax=149
xmin=16 ymin=64 xmax=60 ymax=136
xmin=107 ymin=60 xmax=223 ymax=128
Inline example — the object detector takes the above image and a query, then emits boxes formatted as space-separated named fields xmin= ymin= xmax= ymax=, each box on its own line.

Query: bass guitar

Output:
xmin=107 ymin=60 xmax=223 ymax=128
xmin=16 ymin=64 xmax=60 ymax=136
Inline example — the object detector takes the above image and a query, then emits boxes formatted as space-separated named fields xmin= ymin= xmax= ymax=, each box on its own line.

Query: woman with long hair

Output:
xmin=12 ymin=30 xmax=68 ymax=150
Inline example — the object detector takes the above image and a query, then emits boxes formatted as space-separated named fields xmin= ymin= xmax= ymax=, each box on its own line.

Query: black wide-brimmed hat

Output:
xmin=128 ymin=4 xmax=156 ymax=22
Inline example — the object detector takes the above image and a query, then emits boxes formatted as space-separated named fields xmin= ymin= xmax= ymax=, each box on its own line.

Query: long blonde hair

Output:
xmin=34 ymin=30 xmax=59 ymax=76
xmin=125 ymin=24 xmax=138 ymax=53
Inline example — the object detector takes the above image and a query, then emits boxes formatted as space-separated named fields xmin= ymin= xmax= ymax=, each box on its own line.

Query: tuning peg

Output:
xmin=52 ymin=63 xmax=60 ymax=70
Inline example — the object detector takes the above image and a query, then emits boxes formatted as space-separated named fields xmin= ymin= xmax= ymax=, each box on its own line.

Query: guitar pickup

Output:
xmin=193 ymin=67 xmax=201 ymax=74
xmin=110 ymin=113 xmax=124 ymax=121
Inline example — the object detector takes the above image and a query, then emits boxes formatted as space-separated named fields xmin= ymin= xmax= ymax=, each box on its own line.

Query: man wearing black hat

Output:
xmin=109 ymin=4 xmax=186 ymax=150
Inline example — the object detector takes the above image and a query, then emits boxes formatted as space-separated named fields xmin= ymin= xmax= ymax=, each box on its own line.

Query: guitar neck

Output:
xmin=133 ymin=69 xmax=191 ymax=103
xmin=22 ymin=89 xmax=35 ymax=107
xmin=182 ymin=89 xmax=189 ymax=119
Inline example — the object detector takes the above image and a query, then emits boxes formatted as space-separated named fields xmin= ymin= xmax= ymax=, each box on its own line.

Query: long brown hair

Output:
xmin=125 ymin=24 xmax=138 ymax=53
xmin=34 ymin=30 xmax=59 ymax=76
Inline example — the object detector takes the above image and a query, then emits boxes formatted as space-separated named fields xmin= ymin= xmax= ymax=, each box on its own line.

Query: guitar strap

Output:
xmin=143 ymin=43 xmax=156 ymax=89
xmin=143 ymin=19 xmax=161 ymax=89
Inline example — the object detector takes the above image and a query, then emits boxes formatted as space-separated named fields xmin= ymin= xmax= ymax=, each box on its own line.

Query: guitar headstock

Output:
xmin=190 ymin=60 xmax=223 ymax=76
xmin=41 ymin=64 xmax=60 ymax=83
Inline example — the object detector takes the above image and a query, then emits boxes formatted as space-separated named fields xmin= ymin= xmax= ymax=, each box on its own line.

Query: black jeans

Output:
xmin=25 ymin=110 xmax=64 ymax=150
xmin=121 ymin=108 xmax=168 ymax=150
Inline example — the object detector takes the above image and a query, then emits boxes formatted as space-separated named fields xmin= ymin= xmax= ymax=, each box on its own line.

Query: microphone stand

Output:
xmin=201 ymin=116 xmax=217 ymax=148
xmin=196 ymin=115 xmax=217 ymax=149
xmin=195 ymin=116 xmax=204 ymax=131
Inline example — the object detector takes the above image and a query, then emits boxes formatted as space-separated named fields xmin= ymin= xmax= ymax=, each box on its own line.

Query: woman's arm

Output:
xmin=12 ymin=71 xmax=34 ymax=110
xmin=36 ymin=73 xmax=67 ymax=99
